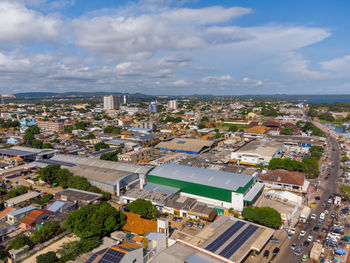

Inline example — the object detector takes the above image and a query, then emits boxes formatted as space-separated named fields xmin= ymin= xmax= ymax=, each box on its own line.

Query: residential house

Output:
xmin=7 ymin=205 xmax=41 ymax=225
xmin=20 ymin=209 xmax=54 ymax=230
xmin=258 ymin=169 xmax=309 ymax=193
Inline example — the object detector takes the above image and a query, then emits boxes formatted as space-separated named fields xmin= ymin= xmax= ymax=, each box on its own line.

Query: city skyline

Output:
xmin=1 ymin=0 xmax=350 ymax=95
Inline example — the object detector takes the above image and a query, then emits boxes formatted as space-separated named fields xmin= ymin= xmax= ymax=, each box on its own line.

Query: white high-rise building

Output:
xmin=103 ymin=95 xmax=120 ymax=110
xmin=123 ymin=95 xmax=129 ymax=104
xmin=168 ymin=100 xmax=178 ymax=110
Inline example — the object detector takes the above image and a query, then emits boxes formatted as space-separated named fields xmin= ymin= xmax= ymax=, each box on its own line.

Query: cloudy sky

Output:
xmin=1 ymin=0 xmax=350 ymax=95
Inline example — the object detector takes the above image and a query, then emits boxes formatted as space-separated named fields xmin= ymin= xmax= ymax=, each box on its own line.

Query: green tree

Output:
xmin=7 ymin=185 xmax=28 ymax=198
xmin=100 ymin=149 xmax=121 ymax=162
xmin=28 ymin=125 xmax=40 ymax=134
xmin=75 ymin=121 xmax=88 ymax=130
xmin=65 ymin=125 xmax=73 ymax=133
xmin=103 ymin=126 xmax=121 ymax=134
xmin=125 ymin=199 xmax=157 ymax=219
xmin=24 ymin=130 xmax=35 ymax=142
xmin=198 ymin=123 xmax=205 ymax=129
xmin=339 ymin=185 xmax=350 ymax=200
xmin=280 ymin=127 xmax=294 ymax=135
xmin=228 ymin=125 xmax=238 ymax=132
xmin=42 ymin=143 xmax=54 ymax=149
xmin=34 ymin=194 xmax=53 ymax=206
xmin=32 ymin=139 xmax=43 ymax=149
xmin=94 ymin=142 xmax=110 ymax=151
xmin=31 ymin=221 xmax=61 ymax=244
xmin=7 ymin=235 xmax=33 ymax=250
xmin=36 ymin=251 xmax=59 ymax=263
xmin=309 ymin=146 xmax=324 ymax=159
xmin=65 ymin=202 xmax=125 ymax=238
xmin=37 ymin=164 xmax=61 ymax=184
xmin=242 ymin=206 xmax=282 ymax=228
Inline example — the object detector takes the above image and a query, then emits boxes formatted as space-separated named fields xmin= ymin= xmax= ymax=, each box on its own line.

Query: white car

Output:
xmin=311 ymin=214 xmax=317 ymax=220
xmin=324 ymin=210 xmax=329 ymax=215
xmin=307 ymin=235 xmax=313 ymax=242
xmin=290 ymin=228 xmax=296 ymax=234
xmin=299 ymin=230 xmax=306 ymax=237
xmin=320 ymin=213 xmax=325 ymax=220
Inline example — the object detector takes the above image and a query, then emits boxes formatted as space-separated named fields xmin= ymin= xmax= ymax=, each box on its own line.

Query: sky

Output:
xmin=1 ymin=0 xmax=350 ymax=95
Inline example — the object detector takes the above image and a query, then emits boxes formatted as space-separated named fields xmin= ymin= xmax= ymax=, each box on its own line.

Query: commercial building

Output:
xmin=156 ymin=138 xmax=214 ymax=155
xmin=104 ymin=95 xmax=120 ymax=110
xmin=243 ymin=126 xmax=269 ymax=139
xmin=135 ymin=121 xmax=157 ymax=132
xmin=168 ymin=100 xmax=178 ymax=110
xmin=147 ymin=164 xmax=264 ymax=211
xmin=231 ymin=140 xmax=284 ymax=165
xmin=55 ymin=188 xmax=103 ymax=206
xmin=37 ymin=121 xmax=65 ymax=132
xmin=258 ymin=169 xmax=309 ymax=193
xmin=5 ymin=191 xmax=41 ymax=207
xmin=117 ymin=148 xmax=153 ymax=163
xmin=152 ymin=216 xmax=274 ymax=263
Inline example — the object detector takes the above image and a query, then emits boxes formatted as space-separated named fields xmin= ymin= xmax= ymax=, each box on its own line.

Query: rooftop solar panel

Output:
xmin=86 ymin=248 xmax=108 ymax=263
xmin=205 ymin=221 xmax=245 ymax=252
xmin=219 ymin=224 xmax=258 ymax=259
xmin=98 ymin=248 xmax=125 ymax=263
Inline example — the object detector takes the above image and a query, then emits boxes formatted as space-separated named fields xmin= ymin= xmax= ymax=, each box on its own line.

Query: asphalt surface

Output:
xmin=270 ymin=135 xmax=341 ymax=263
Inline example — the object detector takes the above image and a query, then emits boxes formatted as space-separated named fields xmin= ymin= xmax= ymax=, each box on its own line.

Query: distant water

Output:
xmin=299 ymin=98 xmax=350 ymax=104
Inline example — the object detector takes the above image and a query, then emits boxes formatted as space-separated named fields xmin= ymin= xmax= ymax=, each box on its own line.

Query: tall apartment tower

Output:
xmin=168 ymin=100 xmax=178 ymax=110
xmin=103 ymin=95 xmax=120 ymax=110
xmin=148 ymin=101 xmax=158 ymax=113
xmin=123 ymin=95 xmax=129 ymax=104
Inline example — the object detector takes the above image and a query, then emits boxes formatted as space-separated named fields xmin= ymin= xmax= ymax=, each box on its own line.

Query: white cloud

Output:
xmin=0 ymin=1 xmax=62 ymax=44
xmin=321 ymin=55 xmax=350 ymax=71
xmin=72 ymin=6 xmax=252 ymax=60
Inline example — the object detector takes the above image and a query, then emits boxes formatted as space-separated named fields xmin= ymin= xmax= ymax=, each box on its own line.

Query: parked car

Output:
xmin=299 ymin=230 xmax=306 ymax=237
xmin=273 ymin=247 xmax=280 ymax=255
xmin=177 ymin=217 xmax=182 ymax=222
xmin=193 ymin=222 xmax=199 ymax=228
xmin=290 ymin=243 xmax=297 ymax=250
xmin=303 ymin=240 xmax=310 ymax=247
xmin=322 ymin=227 xmax=327 ymax=233
xmin=294 ymin=247 xmax=303 ymax=256
xmin=313 ymin=226 xmax=319 ymax=232
xmin=173 ymin=217 xmax=178 ymax=221
xmin=263 ymin=250 xmax=270 ymax=259
xmin=187 ymin=222 xmax=193 ymax=227
xmin=307 ymin=235 xmax=313 ymax=242
xmin=311 ymin=214 xmax=317 ymax=220
xmin=199 ymin=223 xmax=205 ymax=229
xmin=270 ymin=238 xmax=279 ymax=243
xmin=320 ymin=213 xmax=325 ymax=220
xmin=290 ymin=228 xmax=296 ymax=234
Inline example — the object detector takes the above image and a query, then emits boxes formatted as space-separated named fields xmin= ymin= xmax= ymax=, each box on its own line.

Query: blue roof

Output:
xmin=47 ymin=201 xmax=73 ymax=213
xmin=7 ymin=206 xmax=38 ymax=217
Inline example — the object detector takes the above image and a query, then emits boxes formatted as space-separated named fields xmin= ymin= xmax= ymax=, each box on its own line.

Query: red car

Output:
xmin=327 ymin=174 xmax=331 ymax=177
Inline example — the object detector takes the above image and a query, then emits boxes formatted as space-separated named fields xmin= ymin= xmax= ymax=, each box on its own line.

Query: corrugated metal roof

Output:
xmin=7 ymin=205 xmax=39 ymax=217
xmin=5 ymin=191 xmax=41 ymax=206
xmin=243 ymin=182 xmax=264 ymax=202
xmin=149 ymin=164 xmax=253 ymax=192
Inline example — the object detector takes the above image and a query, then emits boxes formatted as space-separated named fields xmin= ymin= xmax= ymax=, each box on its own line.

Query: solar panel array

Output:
xmin=86 ymin=248 xmax=108 ymax=263
xmin=205 ymin=221 xmax=245 ymax=252
xmin=98 ymin=249 xmax=125 ymax=263
xmin=219 ymin=224 xmax=258 ymax=259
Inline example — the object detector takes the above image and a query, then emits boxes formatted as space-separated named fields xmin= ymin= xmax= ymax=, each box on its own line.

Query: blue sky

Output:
xmin=1 ymin=0 xmax=350 ymax=95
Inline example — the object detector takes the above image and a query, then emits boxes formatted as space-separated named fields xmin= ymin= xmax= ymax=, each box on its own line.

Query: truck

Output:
xmin=299 ymin=206 xmax=311 ymax=223
xmin=334 ymin=196 xmax=341 ymax=206
xmin=310 ymin=242 xmax=323 ymax=261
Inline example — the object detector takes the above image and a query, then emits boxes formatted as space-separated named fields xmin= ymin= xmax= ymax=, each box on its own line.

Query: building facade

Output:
xmin=168 ymin=100 xmax=178 ymax=110
xmin=104 ymin=95 xmax=120 ymax=110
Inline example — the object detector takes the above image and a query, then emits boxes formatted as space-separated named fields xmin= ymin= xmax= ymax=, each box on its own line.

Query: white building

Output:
xmin=168 ymin=100 xmax=178 ymax=110
xmin=103 ymin=95 xmax=120 ymax=110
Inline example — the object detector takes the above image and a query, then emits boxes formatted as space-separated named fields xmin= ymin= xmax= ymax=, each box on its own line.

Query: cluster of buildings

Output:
xmin=0 ymin=96 xmax=329 ymax=262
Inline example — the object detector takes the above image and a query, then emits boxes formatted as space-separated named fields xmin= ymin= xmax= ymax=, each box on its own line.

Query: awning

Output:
xmin=343 ymin=236 xmax=350 ymax=240
xmin=334 ymin=248 xmax=346 ymax=255
xmin=244 ymin=182 xmax=265 ymax=203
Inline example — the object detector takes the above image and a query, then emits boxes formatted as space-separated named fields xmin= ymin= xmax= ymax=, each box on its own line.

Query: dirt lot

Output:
xmin=22 ymin=233 xmax=79 ymax=263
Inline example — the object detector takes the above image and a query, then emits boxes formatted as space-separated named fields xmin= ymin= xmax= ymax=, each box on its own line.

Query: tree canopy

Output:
xmin=103 ymin=126 xmax=121 ymax=134
xmin=125 ymin=198 xmax=157 ymax=219
xmin=7 ymin=235 xmax=33 ymax=250
xmin=94 ymin=141 xmax=110 ymax=151
xmin=7 ymin=185 xmax=28 ymax=199
xmin=100 ymin=149 xmax=122 ymax=162
xmin=65 ymin=202 xmax=125 ymax=238
xmin=36 ymin=251 xmax=59 ymax=263
xmin=242 ymin=206 xmax=282 ymax=228
xmin=339 ymin=185 xmax=350 ymax=200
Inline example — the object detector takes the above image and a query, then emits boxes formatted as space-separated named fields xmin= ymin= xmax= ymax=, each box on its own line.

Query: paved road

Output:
xmin=271 ymin=135 xmax=341 ymax=263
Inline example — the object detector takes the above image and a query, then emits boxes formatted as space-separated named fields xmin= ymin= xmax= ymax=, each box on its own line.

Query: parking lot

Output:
xmin=167 ymin=215 xmax=210 ymax=236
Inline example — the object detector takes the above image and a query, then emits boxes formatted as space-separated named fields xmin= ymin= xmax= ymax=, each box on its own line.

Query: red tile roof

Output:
xmin=20 ymin=209 xmax=53 ymax=226
xmin=0 ymin=207 xmax=15 ymax=221
xmin=259 ymin=169 xmax=305 ymax=186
